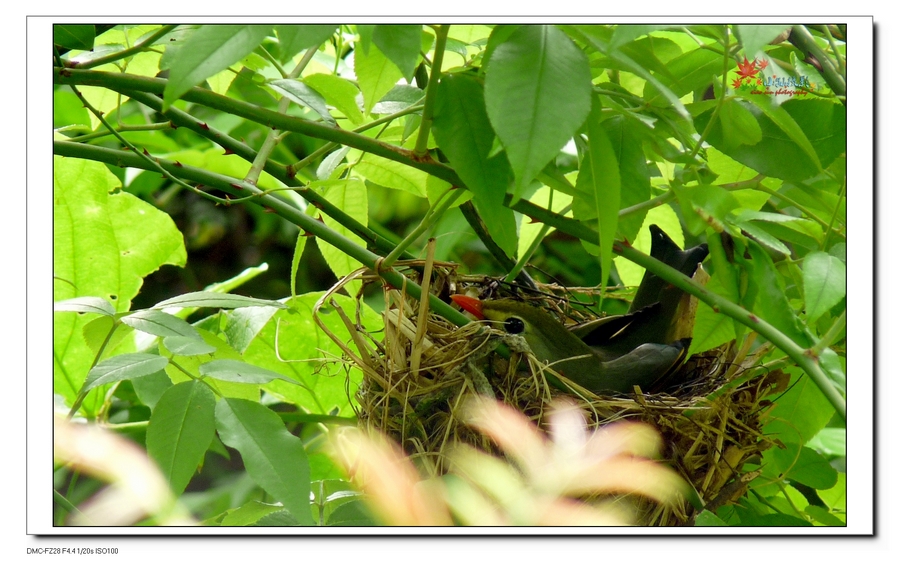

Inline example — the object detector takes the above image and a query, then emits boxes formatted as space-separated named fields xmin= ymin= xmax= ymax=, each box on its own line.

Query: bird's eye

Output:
xmin=503 ymin=317 xmax=525 ymax=334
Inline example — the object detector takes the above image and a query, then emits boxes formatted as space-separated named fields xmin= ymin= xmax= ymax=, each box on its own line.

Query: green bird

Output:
xmin=451 ymin=225 xmax=708 ymax=394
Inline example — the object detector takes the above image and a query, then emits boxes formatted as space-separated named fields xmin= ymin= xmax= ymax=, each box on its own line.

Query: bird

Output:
xmin=450 ymin=225 xmax=708 ymax=394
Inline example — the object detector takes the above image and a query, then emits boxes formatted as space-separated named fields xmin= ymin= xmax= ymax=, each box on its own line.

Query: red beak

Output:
xmin=450 ymin=294 xmax=485 ymax=320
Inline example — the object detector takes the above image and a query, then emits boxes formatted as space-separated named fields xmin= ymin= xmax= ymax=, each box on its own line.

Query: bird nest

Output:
xmin=314 ymin=259 xmax=785 ymax=527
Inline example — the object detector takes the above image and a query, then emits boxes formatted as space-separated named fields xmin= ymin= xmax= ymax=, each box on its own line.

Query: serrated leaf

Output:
xmin=146 ymin=380 xmax=216 ymax=495
xmin=200 ymin=359 xmax=300 ymax=385
xmin=163 ymin=25 xmax=272 ymax=108
xmin=54 ymin=296 xmax=116 ymax=317
xmin=154 ymin=292 xmax=286 ymax=310
xmin=802 ymin=252 xmax=846 ymax=323
xmin=221 ymin=501 xmax=288 ymax=526
xmin=269 ymin=78 xmax=336 ymax=125
xmin=215 ymin=397 xmax=314 ymax=525
xmin=120 ymin=310 xmax=202 ymax=339
xmin=484 ymin=25 xmax=592 ymax=200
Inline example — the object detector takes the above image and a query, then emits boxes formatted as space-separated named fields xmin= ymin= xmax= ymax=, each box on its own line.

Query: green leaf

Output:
xmin=768 ymin=443 xmax=838 ymax=490
xmin=221 ymin=501 xmax=289 ymax=526
xmin=577 ymin=97 xmax=620 ymax=289
xmin=55 ymin=154 xmax=186 ymax=415
xmin=696 ymin=100 xmax=823 ymax=182
xmin=734 ymin=220 xmax=792 ymax=256
xmin=53 ymin=24 xmax=97 ymax=50
xmin=743 ymin=240 xmax=809 ymax=347
xmin=54 ymin=24 xmax=95 ymax=50
xmin=690 ymin=272 xmax=738 ymax=354
xmin=743 ymin=96 xmax=822 ymax=169
xmin=81 ymin=353 xmax=170 ymax=394
xmin=432 ymin=73 xmax=516 ymax=257
xmin=153 ymin=292 xmax=286 ymax=310
xmin=269 ymin=79 xmax=336 ymax=125
xmin=735 ymin=25 xmax=790 ymax=58
xmin=763 ymin=370 xmax=836 ymax=447
xmin=484 ymin=25 xmax=592 ymax=200
xmin=354 ymin=41 xmax=404 ymax=116
xmin=54 ymin=296 xmax=115 ymax=317
xmin=372 ymin=25 xmax=423 ymax=82
xmin=719 ymin=97 xmax=763 ymax=149
xmin=802 ymin=251 xmax=846 ymax=324
xmin=131 ymin=369 xmax=173 ymax=411
xmin=163 ymin=329 xmax=260 ymax=402
xmin=223 ymin=306 xmax=281 ymax=354
xmin=200 ymin=359 xmax=300 ymax=385
xmin=609 ymin=25 xmax=672 ymax=49
xmin=163 ymin=336 xmax=217 ymax=356
xmin=644 ymin=46 xmax=722 ymax=101
xmin=806 ymin=427 xmax=846 ymax=458
xmin=274 ymin=25 xmax=337 ymax=63
xmin=163 ymin=25 xmax=272 ymax=109
xmin=673 ymin=184 xmax=740 ymax=236
xmin=327 ymin=499 xmax=378 ymax=526
xmin=693 ymin=509 xmax=728 ymax=527
xmin=241 ymin=293 xmax=381 ymax=416
xmin=371 ymin=84 xmax=425 ymax=115
xmin=146 ymin=380 xmax=216 ymax=495
xmin=303 ymin=73 xmax=364 ymax=125
xmin=120 ymin=310 xmax=202 ymax=339
xmin=215 ymin=397 xmax=314 ymax=525
xmin=352 ymin=154 xmax=427 ymax=197
xmin=805 ymin=505 xmax=845 ymax=527
xmin=602 ymin=116 xmax=651 ymax=242
xmin=314 ymin=179 xmax=369 ymax=290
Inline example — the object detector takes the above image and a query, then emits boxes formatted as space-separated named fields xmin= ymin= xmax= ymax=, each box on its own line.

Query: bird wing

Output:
xmin=589 ymin=339 xmax=690 ymax=394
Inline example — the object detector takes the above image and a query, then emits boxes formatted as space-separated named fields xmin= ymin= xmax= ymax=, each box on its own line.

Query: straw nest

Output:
xmin=314 ymin=258 xmax=786 ymax=527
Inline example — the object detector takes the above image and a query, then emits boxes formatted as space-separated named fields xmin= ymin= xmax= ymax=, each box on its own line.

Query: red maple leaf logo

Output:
xmin=732 ymin=76 xmax=745 ymax=88
xmin=757 ymin=58 xmax=768 ymax=70
xmin=736 ymin=57 xmax=759 ymax=81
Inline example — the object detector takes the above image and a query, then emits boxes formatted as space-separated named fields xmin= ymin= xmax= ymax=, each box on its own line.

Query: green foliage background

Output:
xmin=52 ymin=23 xmax=848 ymax=527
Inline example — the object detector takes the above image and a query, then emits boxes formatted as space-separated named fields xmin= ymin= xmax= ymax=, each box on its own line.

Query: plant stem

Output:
xmin=72 ymin=25 xmax=178 ymax=69
xmin=413 ymin=24 xmax=449 ymax=157
xmin=788 ymin=25 xmax=846 ymax=99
